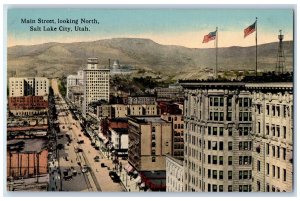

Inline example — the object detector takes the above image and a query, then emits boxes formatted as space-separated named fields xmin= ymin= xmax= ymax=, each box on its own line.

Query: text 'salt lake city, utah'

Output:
xmin=6 ymin=7 xmax=294 ymax=193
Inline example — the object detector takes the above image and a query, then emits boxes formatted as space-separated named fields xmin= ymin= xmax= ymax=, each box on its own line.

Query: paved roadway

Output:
xmin=51 ymin=79 xmax=125 ymax=192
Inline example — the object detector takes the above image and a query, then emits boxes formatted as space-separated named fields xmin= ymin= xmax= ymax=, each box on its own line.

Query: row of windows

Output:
xmin=266 ymin=163 xmax=287 ymax=181
xmin=238 ymin=141 xmax=252 ymax=150
xmin=208 ymin=141 xmax=223 ymax=150
xmin=208 ymin=126 xmax=225 ymax=136
xmin=266 ymin=124 xmax=287 ymax=139
xmin=239 ymin=170 xmax=252 ymax=180
xmin=266 ymin=144 xmax=288 ymax=161
xmin=265 ymin=104 xmax=290 ymax=118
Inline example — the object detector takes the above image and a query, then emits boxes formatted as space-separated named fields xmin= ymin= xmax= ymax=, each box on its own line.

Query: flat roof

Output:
xmin=7 ymin=138 xmax=48 ymax=153
xmin=130 ymin=116 xmax=166 ymax=124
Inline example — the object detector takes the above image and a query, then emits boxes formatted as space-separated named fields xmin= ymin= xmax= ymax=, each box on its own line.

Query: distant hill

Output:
xmin=7 ymin=38 xmax=293 ymax=78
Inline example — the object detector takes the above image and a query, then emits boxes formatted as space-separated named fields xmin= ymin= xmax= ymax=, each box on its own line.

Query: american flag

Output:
xmin=244 ymin=22 xmax=256 ymax=38
xmin=202 ymin=30 xmax=217 ymax=43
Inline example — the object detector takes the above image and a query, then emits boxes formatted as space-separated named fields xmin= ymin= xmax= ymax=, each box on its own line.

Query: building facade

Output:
xmin=161 ymin=112 xmax=184 ymax=158
xmin=166 ymin=154 xmax=184 ymax=192
xmin=128 ymin=116 xmax=172 ymax=171
xmin=83 ymin=58 xmax=110 ymax=117
xmin=247 ymin=83 xmax=293 ymax=192
xmin=181 ymin=82 xmax=253 ymax=192
xmin=66 ymin=70 xmax=84 ymax=98
xmin=9 ymin=77 xmax=49 ymax=97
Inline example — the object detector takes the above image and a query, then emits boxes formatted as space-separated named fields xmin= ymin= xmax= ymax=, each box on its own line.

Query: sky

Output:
xmin=7 ymin=8 xmax=294 ymax=48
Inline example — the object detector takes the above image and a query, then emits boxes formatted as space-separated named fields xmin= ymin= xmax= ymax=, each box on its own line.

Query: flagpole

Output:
xmin=255 ymin=17 xmax=258 ymax=76
xmin=215 ymin=27 xmax=218 ymax=79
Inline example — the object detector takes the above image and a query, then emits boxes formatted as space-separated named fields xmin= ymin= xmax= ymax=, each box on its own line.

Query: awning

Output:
xmin=134 ymin=176 xmax=141 ymax=183
xmin=124 ymin=164 xmax=134 ymax=173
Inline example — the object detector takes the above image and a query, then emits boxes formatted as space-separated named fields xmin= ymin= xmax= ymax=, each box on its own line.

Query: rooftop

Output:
xmin=7 ymin=138 xmax=48 ymax=153
xmin=129 ymin=116 xmax=167 ymax=124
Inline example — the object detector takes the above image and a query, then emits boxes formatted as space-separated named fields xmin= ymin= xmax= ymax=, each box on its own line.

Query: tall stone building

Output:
xmin=181 ymin=82 xmax=253 ymax=192
xmin=247 ymin=83 xmax=293 ymax=192
xmin=83 ymin=58 xmax=110 ymax=117
xmin=9 ymin=77 xmax=49 ymax=97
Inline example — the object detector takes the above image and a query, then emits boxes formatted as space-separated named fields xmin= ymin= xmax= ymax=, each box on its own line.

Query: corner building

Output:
xmin=181 ymin=82 xmax=253 ymax=192
xmin=247 ymin=83 xmax=293 ymax=192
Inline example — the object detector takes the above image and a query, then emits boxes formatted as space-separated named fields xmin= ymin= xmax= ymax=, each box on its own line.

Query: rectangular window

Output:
xmin=228 ymin=156 xmax=232 ymax=165
xmin=208 ymin=169 xmax=211 ymax=178
xmin=283 ymin=126 xmax=287 ymax=139
xmin=228 ymin=171 xmax=232 ymax=180
xmin=257 ymin=160 xmax=261 ymax=172
xmin=239 ymin=171 xmax=243 ymax=179
xmin=220 ymin=112 xmax=224 ymax=121
xmin=219 ymin=142 xmax=223 ymax=150
xmin=213 ymin=155 xmax=217 ymax=164
xmin=228 ymin=142 xmax=232 ymax=150
xmin=277 ymin=167 xmax=280 ymax=179
xmin=214 ymin=97 xmax=218 ymax=106
xmin=208 ymin=141 xmax=211 ymax=149
xmin=219 ymin=171 xmax=223 ymax=180
xmin=208 ymin=127 xmax=211 ymax=135
xmin=258 ymin=122 xmax=261 ymax=133
xmin=213 ymin=170 xmax=217 ymax=179
xmin=152 ymin=157 xmax=156 ymax=162
xmin=214 ymin=112 xmax=218 ymax=121
xmin=277 ymin=146 xmax=280 ymax=158
xmin=267 ymin=163 xmax=270 ymax=175
xmin=219 ymin=156 xmax=223 ymax=165
xmin=210 ymin=97 xmax=213 ymax=106
xmin=219 ymin=185 xmax=223 ymax=192
xmin=257 ymin=181 xmax=261 ymax=191
xmin=283 ymin=148 xmax=286 ymax=160
xmin=227 ymin=112 xmax=232 ymax=121
xmin=219 ymin=127 xmax=223 ymax=136
xmin=208 ymin=155 xmax=211 ymax=164
xmin=228 ymin=185 xmax=232 ymax=192
xmin=213 ymin=185 xmax=217 ymax=192
xmin=283 ymin=169 xmax=286 ymax=181
xmin=213 ymin=127 xmax=217 ymax=135
xmin=272 ymin=165 xmax=275 ymax=177
xmin=272 ymin=146 xmax=276 ymax=157
xmin=220 ymin=97 xmax=224 ymax=106
xmin=267 ymin=105 xmax=270 ymax=115
xmin=266 ymin=143 xmax=269 ymax=155
xmin=228 ymin=127 xmax=232 ymax=136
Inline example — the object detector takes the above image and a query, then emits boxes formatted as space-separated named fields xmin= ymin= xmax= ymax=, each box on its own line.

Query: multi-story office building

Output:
xmin=181 ymin=82 xmax=253 ymax=192
xmin=247 ymin=83 xmax=293 ymax=192
xmin=83 ymin=58 xmax=110 ymax=117
xmin=9 ymin=77 xmax=49 ymax=97
xmin=161 ymin=110 xmax=184 ymax=158
xmin=128 ymin=116 xmax=172 ymax=171
xmin=166 ymin=154 xmax=184 ymax=192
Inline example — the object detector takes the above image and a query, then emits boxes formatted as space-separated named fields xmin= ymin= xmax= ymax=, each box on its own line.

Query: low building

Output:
xmin=154 ymin=86 xmax=184 ymax=102
xmin=7 ymin=138 xmax=49 ymax=191
xmin=8 ymin=96 xmax=48 ymax=116
xmin=166 ymin=154 xmax=184 ymax=192
xmin=110 ymin=128 xmax=129 ymax=156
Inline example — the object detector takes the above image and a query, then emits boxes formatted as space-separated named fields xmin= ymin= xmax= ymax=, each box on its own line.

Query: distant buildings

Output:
xmin=9 ymin=77 xmax=49 ymax=97
xmin=247 ymin=83 xmax=293 ymax=192
xmin=83 ymin=58 xmax=110 ymax=117
xmin=8 ymin=96 xmax=48 ymax=116
xmin=66 ymin=70 xmax=83 ymax=98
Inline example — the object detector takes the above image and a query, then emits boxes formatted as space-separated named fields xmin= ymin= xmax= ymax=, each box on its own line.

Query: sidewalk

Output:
xmin=98 ymin=144 xmax=141 ymax=192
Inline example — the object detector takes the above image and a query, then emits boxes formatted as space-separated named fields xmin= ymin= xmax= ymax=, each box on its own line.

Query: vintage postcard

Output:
xmin=5 ymin=6 xmax=294 ymax=193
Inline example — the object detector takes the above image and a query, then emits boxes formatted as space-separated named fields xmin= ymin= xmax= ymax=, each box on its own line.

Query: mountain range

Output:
xmin=7 ymin=38 xmax=293 ymax=79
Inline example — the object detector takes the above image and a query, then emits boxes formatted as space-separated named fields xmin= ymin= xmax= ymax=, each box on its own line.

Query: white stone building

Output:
xmin=166 ymin=154 xmax=184 ymax=192
xmin=247 ymin=83 xmax=293 ymax=192
xmin=83 ymin=58 xmax=110 ymax=117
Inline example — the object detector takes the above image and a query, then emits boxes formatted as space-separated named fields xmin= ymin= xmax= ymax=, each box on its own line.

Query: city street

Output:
xmin=50 ymin=79 xmax=125 ymax=192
